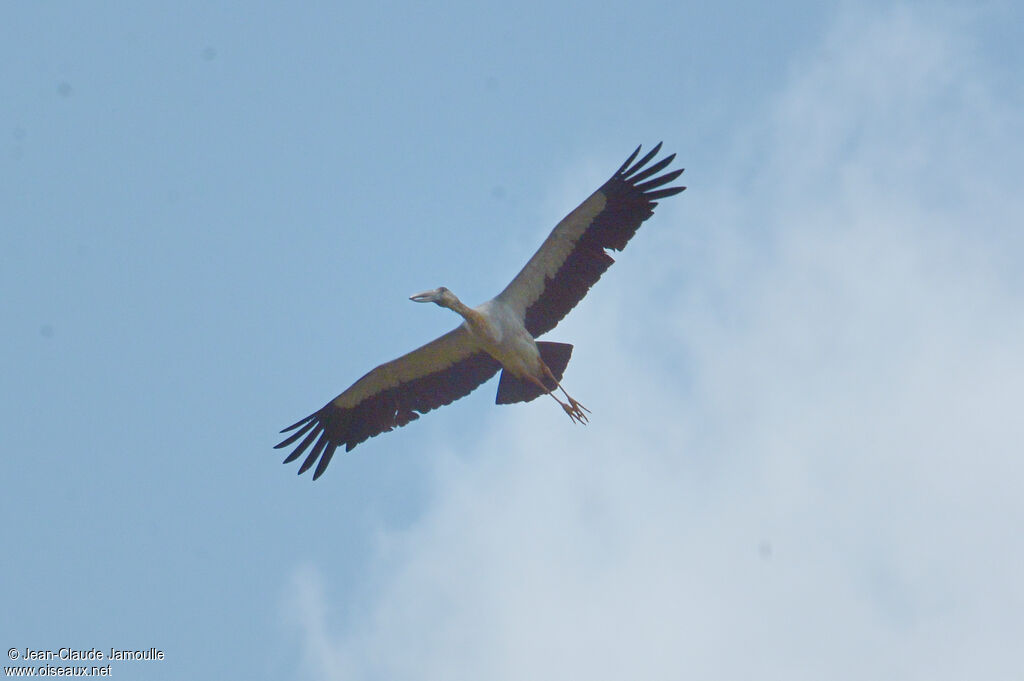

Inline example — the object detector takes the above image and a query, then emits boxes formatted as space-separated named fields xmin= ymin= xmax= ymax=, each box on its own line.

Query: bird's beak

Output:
xmin=409 ymin=289 xmax=440 ymax=303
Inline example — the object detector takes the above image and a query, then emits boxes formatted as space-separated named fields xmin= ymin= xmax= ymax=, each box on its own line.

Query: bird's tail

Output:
xmin=495 ymin=342 xmax=573 ymax=405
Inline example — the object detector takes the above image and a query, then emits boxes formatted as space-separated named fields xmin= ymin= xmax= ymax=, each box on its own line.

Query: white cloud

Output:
xmin=286 ymin=6 xmax=1024 ymax=680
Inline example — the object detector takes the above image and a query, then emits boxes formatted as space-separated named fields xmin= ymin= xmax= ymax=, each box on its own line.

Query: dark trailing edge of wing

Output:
xmin=523 ymin=143 xmax=686 ymax=338
xmin=276 ymin=352 xmax=501 ymax=480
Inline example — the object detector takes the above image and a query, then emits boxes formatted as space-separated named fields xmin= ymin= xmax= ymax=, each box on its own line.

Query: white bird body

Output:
xmin=463 ymin=298 xmax=541 ymax=380
xmin=276 ymin=143 xmax=685 ymax=479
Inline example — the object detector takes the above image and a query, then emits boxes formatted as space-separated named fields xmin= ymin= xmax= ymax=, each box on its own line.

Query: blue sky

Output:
xmin=3 ymin=1 xmax=1023 ymax=679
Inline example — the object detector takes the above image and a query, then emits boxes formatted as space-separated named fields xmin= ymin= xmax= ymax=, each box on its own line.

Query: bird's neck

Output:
xmin=444 ymin=297 xmax=486 ymax=330
xmin=445 ymin=297 xmax=474 ymax=319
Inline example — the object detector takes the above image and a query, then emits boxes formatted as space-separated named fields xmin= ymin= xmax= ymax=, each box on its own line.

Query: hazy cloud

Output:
xmin=287 ymin=6 xmax=1024 ymax=680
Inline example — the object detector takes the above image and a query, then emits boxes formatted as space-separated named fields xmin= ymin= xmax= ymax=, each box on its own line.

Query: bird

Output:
xmin=276 ymin=143 xmax=685 ymax=479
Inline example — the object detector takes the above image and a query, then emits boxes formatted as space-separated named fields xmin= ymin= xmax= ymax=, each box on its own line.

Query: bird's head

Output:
xmin=409 ymin=286 xmax=459 ymax=309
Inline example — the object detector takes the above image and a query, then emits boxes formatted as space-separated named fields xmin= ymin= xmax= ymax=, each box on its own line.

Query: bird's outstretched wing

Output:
xmin=496 ymin=143 xmax=685 ymax=337
xmin=276 ymin=326 xmax=500 ymax=479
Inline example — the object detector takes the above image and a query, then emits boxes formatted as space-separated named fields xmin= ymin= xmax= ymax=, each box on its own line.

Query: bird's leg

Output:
xmin=526 ymin=375 xmax=588 ymax=425
xmin=539 ymin=365 xmax=591 ymax=423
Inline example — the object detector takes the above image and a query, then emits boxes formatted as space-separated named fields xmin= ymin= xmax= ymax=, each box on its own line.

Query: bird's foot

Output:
xmin=561 ymin=400 xmax=590 ymax=425
xmin=569 ymin=397 xmax=591 ymax=415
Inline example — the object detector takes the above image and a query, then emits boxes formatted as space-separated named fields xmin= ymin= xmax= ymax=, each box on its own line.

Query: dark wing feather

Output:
xmin=496 ymin=143 xmax=685 ymax=337
xmin=276 ymin=326 xmax=500 ymax=479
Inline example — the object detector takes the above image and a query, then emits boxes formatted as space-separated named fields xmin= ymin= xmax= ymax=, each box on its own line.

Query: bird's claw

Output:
xmin=570 ymin=398 xmax=591 ymax=415
xmin=562 ymin=400 xmax=590 ymax=424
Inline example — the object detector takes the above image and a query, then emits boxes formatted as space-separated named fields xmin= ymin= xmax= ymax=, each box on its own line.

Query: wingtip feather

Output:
xmin=312 ymin=443 xmax=338 ymax=480
xmin=636 ymin=168 xmax=685 ymax=192
xmin=274 ymin=418 xmax=318 ymax=449
xmin=646 ymin=186 xmax=686 ymax=200
xmin=282 ymin=426 xmax=321 ymax=464
xmin=614 ymin=144 xmax=643 ymax=175
xmin=298 ymin=436 xmax=329 ymax=475
xmin=280 ymin=413 xmax=317 ymax=434
xmin=623 ymin=144 xmax=661 ymax=178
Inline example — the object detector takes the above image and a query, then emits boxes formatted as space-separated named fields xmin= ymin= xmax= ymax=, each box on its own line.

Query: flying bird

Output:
xmin=277 ymin=143 xmax=685 ymax=479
